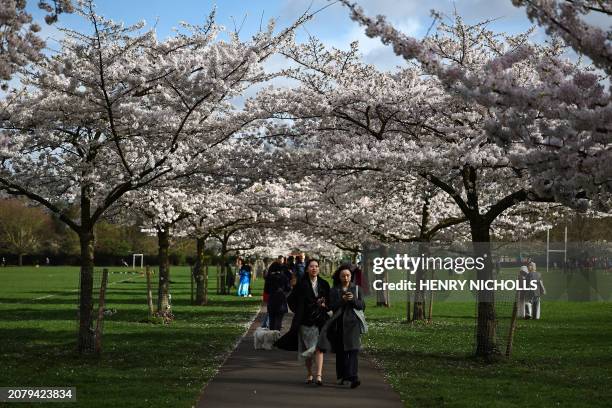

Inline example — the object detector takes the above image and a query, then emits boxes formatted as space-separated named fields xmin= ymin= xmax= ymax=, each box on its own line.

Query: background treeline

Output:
xmin=0 ymin=198 xmax=221 ymax=266
xmin=1 ymin=198 xmax=610 ymax=267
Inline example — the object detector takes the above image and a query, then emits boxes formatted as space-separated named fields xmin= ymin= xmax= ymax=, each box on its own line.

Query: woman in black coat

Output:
xmin=275 ymin=259 xmax=330 ymax=385
xmin=264 ymin=268 xmax=290 ymax=330
xmin=317 ymin=265 xmax=365 ymax=388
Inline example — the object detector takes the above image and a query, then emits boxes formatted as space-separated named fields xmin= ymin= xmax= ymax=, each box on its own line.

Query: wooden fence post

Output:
xmin=428 ymin=269 xmax=435 ymax=321
xmin=506 ymin=289 xmax=520 ymax=358
xmin=204 ymin=262 xmax=209 ymax=305
xmin=216 ymin=263 xmax=221 ymax=295
xmin=94 ymin=269 xmax=109 ymax=354
xmin=190 ymin=265 xmax=194 ymax=305
xmin=145 ymin=266 xmax=154 ymax=317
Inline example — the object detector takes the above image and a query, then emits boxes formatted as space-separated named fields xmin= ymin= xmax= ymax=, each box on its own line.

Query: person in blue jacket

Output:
xmin=237 ymin=258 xmax=252 ymax=297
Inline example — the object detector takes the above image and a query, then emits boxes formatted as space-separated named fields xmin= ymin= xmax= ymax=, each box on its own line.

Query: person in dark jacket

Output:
xmin=275 ymin=259 xmax=330 ymax=385
xmin=225 ymin=259 xmax=237 ymax=293
xmin=293 ymin=254 xmax=306 ymax=281
xmin=317 ymin=265 xmax=365 ymax=389
xmin=264 ymin=267 xmax=290 ymax=330
xmin=268 ymin=255 xmax=292 ymax=281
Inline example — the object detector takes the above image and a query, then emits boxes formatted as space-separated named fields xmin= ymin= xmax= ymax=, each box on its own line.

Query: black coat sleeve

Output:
xmin=330 ymin=287 xmax=342 ymax=312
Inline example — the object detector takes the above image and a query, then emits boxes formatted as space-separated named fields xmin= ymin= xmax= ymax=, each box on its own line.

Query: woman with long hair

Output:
xmin=317 ymin=264 xmax=365 ymax=388
xmin=275 ymin=259 xmax=330 ymax=385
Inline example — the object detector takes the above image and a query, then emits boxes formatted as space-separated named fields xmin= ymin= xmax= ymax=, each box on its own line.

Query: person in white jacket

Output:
xmin=526 ymin=262 xmax=546 ymax=319
xmin=517 ymin=266 xmax=529 ymax=319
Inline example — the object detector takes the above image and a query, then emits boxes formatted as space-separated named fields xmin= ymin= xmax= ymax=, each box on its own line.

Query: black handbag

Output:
xmin=308 ymin=297 xmax=329 ymax=327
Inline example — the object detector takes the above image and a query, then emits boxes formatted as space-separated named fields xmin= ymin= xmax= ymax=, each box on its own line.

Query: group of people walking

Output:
xmin=232 ymin=255 xmax=306 ymax=299
xmin=272 ymin=259 xmax=366 ymax=389
xmin=225 ymin=254 xmax=365 ymax=387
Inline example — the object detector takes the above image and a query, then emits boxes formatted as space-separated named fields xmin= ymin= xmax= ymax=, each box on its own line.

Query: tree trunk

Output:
xmin=77 ymin=229 xmax=95 ymax=353
xmin=221 ymin=238 xmax=230 ymax=295
xmin=375 ymin=270 xmax=390 ymax=307
xmin=204 ymin=263 xmax=209 ymax=304
xmin=413 ymin=241 xmax=430 ymax=321
xmin=412 ymin=286 xmax=426 ymax=320
xmin=145 ymin=266 xmax=154 ymax=317
xmin=406 ymin=267 xmax=411 ymax=322
xmin=94 ymin=269 xmax=109 ymax=354
xmin=194 ymin=236 xmax=206 ymax=305
xmin=376 ymin=246 xmax=390 ymax=307
xmin=18 ymin=253 xmax=23 ymax=266
xmin=157 ymin=228 xmax=171 ymax=312
xmin=471 ymin=219 xmax=498 ymax=358
xmin=428 ymin=267 xmax=435 ymax=321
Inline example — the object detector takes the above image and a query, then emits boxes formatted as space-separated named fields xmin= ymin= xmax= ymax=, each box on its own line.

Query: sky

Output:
xmin=22 ymin=0 xmax=609 ymax=102
xmin=29 ymin=0 xmax=546 ymax=72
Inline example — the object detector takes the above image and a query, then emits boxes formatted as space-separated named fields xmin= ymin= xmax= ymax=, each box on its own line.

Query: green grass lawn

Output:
xmin=2 ymin=266 xmax=611 ymax=407
xmin=0 ymin=265 xmax=265 ymax=408
xmin=363 ymin=299 xmax=612 ymax=407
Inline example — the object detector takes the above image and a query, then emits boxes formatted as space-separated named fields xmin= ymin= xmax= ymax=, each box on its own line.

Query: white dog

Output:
xmin=254 ymin=327 xmax=281 ymax=350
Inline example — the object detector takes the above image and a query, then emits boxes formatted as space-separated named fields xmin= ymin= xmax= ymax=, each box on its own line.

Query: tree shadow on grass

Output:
xmin=0 ymin=325 xmax=246 ymax=375
xmin=0 ymin=305 xmax=257 ymax=324
xmin=0 ymin=296 xmax=147 ymax=306
xmin=0 ymin=307 xmax=77 ymax=321
xmin=191 ymin=298 xmax=262 ymax=307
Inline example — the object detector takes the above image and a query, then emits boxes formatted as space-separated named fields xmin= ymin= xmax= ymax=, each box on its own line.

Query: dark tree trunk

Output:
xmin=18 ymin=253 xmax=23 ymax=266
xmin=422 ymin=166 xmax=528 ymax=359
xmin=77 ymin=228 xmax=95 ymax=353
xmin=412 ymin=287 xmax=426 ymax=320
xmin=221 ymin=237 xmax=231 ymax=295
xmin=471 ymin=219 xmax=498 ymax=358
xmin=194 ymin=236 xmax=206 ymax=305
xmin=406 ymin=268 xmax=411 ymax=322
xmin=376 ymin=246 xmax=390 ymax=307
xmin=412 ymin=197 xmax=432 ymax=321
xmin=412 ymin=241 xmax=430 ymax=321
xmin=157 ymin=228 xmax=171 ymax=312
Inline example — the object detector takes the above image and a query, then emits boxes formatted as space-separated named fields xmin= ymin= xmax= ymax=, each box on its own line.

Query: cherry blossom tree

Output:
xmin=0 ymin=0 xmax=73 ymax=89
xmin=252 ymin=30 xmax=565 ymax=355
xmin=340 ymin=0 xmax=611 ymax=212
xmin=189 ymin=187 xmax=271 ymax=298
xmin=174 ymin=171 xmax=296 ymax=301
xmin=286 ymin=171 xmax=468 ymax=317
xmin=0 ymin=1 xmax=308 ymax=352
xmin=512 ymin=0 xmax=611 ymax=75
xmin=336 ymin=1 xmax=610 ymax=355
xmin=242 ymin=229 xmax=343 ymax=260
xmin=123 ymin=187 xmax=198 ymax=314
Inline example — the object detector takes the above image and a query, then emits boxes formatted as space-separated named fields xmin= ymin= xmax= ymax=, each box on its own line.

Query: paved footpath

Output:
xmin=196 ymin=308 xmax=405 ymax=408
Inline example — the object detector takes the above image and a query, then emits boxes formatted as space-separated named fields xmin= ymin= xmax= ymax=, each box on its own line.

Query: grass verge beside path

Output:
xmin=0 ymin=266 xmax=264 ymax=408
xmin=363 ymin=300 xmax=612 ymax=407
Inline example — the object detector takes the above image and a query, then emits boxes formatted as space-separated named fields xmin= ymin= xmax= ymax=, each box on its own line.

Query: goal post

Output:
xmin=132 ymin=254 xmax=144 ymax=270
xmin=546 ymin=226 xmax=568 ymax=273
